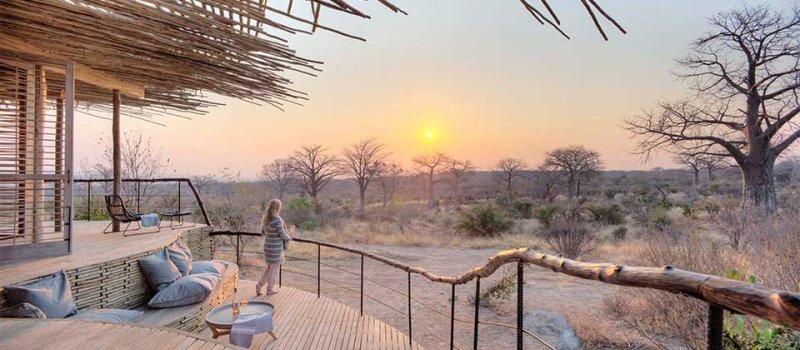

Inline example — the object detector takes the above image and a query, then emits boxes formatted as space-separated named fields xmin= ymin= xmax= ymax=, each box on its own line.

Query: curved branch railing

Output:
xmin=211 ymin=231 xmax=800 ymax=350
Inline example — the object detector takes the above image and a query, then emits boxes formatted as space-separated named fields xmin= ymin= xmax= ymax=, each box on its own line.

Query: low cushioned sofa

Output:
xmin=0 ymin=228 xmax=238 ymax=333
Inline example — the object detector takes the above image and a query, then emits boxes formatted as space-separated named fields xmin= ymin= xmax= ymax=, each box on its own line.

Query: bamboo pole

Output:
xmin=32 ymin=65 xmax=46 ymax=242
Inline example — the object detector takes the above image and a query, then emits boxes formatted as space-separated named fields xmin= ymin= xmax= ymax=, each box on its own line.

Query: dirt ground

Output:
xmin=228 ymin=243 xmax=651 ymax=350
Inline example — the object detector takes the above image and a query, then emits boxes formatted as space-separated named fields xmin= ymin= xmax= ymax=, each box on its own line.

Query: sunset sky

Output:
xmin=73 ymin=0 xmax=794 ymax=178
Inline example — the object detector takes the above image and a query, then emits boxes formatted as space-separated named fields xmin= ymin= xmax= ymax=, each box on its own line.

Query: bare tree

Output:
xmin=494 ymin=158 xmax=529 ymax=193
xmin=289 ymin=145 xmax=340 ymax=203
xmin=674 ymin=154 xmax=704 ymax=194
xmin=83 ymin=129 xmax=170 ymax=203
xmin=541 ymin=146 xmax=602 ymax=199
xmin=535 ymin=166 xmax=562 ymax=202
xmin=412 ymin=152 xmax=449 ymax=209
xmin=376 ymin=161 xmax=406 ymax=208
xmin=189 ymin=174 xmax=214 ymax=196
xmin=699 ymin=155 xmax=729 ymax=184
xmin=444 ymin=158 xmax=475 ymax=204
xmin=341 ymin=138 xmax=388 ymax=218
xmin=259 ymin=158 xmax=296 ymax=200
xmin=626 ymin=5 xmax=800 ymax=212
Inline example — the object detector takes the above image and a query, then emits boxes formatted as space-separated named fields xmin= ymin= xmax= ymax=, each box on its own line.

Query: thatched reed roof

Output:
xmin=0 ymin=0 xmax=624 ymax=118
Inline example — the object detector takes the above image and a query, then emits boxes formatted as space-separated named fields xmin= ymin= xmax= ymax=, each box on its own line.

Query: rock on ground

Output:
xmin=524 ymin=310 xmax=582 ymax=350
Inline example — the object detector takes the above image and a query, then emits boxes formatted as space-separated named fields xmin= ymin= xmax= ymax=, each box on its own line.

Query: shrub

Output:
xmin=611 ymin=226 xmax=627 ymax=241
xmin=511 ymin=199 xmax=534 ymax=219
xmin=542 ymin=219 xmax=597 ymax=259
xmin=649 ymin=207 xmax=672 ymax=230
xmin=585 ymin=204 xmax=625 ymax=225
xmin=701 ymin=200 xmax=721 ymax=218
xmin=680 ymin=204 xmax=696 ymax=218
xmin=469 ymin=266 xmax=516 ymax=307
xmin=283 ymin=197 xmax=318 ymax=230
xmin=533 ymin=205 xmax=558 ymax=229
xmin=456 ymin=204 xmax=514 ymax=237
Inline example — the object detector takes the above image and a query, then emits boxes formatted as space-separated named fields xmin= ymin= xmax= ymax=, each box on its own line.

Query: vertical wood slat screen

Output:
xmin=0 ymin=53 xmax=74 ymax=251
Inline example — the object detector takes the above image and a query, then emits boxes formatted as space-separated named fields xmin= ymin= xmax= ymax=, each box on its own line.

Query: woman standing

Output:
xmin=256 ymin=199 xmax=293 ymax=296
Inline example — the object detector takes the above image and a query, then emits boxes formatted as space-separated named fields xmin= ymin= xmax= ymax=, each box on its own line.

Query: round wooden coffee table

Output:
xmin=205 ymin=301 xmax=277 ymax=340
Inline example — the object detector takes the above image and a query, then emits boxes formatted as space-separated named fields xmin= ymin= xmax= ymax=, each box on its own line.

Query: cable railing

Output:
xmin=74 ymin=178 xmax=211 ymax=226
xmin=210 ymin=231 xmax=800 ymax=350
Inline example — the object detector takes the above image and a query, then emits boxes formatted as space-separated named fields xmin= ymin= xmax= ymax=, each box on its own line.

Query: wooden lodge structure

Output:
xmin=2 ymin=1 xmax=798 ymax=350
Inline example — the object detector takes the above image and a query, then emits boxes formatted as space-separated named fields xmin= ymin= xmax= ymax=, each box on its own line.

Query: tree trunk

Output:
xmin=112 ymin=89 xmax=121 ymax=232
xmin=567 ymin=174 xmax=577 ymax=199
xmin=426 ymin=171 xmax=435 ymax=209
xmin=692 ymin=168 xmax=700 ymax=195
xmin=740 ymin=159 xmax=777 ymax=213
xmin=358 ymin=190 xmax=366 ymax=219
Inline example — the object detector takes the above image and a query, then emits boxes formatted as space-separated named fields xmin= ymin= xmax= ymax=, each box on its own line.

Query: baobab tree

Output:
xmin=341 ymin=138 xmax=388 ymax=218
xmin=626 ymin=5 xmax=800 ymax=212
xmin=289 ymin=145 xmax=340 ymax=203
xmin=444 ymin=158 xmax=475 ymax=204
xmin=494 ymin=158 xmax=529 ymax=193
xmin=259 ymin=158 xmax=296 ymax=200
xmin=674 ymin=154 xmax=705 ymax=194
xmin=541 ymin=146 xmax=602 ymax=199
xmin=376 ymin=161 xmax=406 ymax=208
xmin=413 ymin=152 xmax=449 ymax=209
xmin=535 ymin=165 xmax=562 ymax=202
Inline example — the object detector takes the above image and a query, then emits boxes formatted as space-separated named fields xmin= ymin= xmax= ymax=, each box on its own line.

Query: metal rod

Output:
xmin=279 ymin=263 xmax=282 ymax=287
xmin=474 ymin=277 xmax=480 ymax=350
xmin=177 ymin=181 xmax=181 ymax=212
xmin=517 ymin=261 xmax=524 ymax=350
xmin=408 ymin=271 xmax=413 ymax=348
xmin=450 ymin=283 xmax=456 ymax=350
xmin=360 ymin=254 xmax=364 ymax=316
xmin=707 ymin=304 xmax=723 ymax=350
xmin=87 ymin=181 xmax=91 ymax=221
xmin=136 ymin=181 xmax=141 ymax=213
xmin=317 ymin=244 xmax=321 ymax=298
xmin=235 ymin=235 xmax=240 ymax=266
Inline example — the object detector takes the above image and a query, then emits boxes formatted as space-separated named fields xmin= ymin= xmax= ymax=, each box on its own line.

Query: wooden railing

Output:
xmin=74 ymin=178 xmax=211 ymax=226
xmin=210 ymin=231 xmax=800 ymax=350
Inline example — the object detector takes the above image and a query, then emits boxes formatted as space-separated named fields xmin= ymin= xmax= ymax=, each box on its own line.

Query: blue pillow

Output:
xmin=148 ymin=273 xmax=220 ymax=309
xmin=4 ymin=270 xmax=77 ymax=318
xmin=0 ymin=302 xmax=47 ymax=319
xmin=138 ymin=248 xmax=181 ymax=292
xmin=190 ymin=260 xmax=226 ymax=275
xmin=69 ymin=309 xmax=143 ymax=323
xmin=168 ymin=237 xmax=193 ymax=276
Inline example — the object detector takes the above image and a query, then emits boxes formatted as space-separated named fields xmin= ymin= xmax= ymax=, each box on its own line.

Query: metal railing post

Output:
xmin=474 ymin=277 xmax=480 ymax=350
xmin=708 ymin=304 xmax=723 ymax=350
xmin=360 ymin=254 xmax=364 ymax=316
xmin=136 ymin=181 xmax=141 ymax=213
xmin=235 ymin=235 xmax=240 ymax=266
xmin=517 ymin=261 xmax=524 ymax=350
xmin=317 ymin=244 xmax=321 ymax=298
xmin=450 ymin=283 xmax=456 ymax=350
xmin=279 ymin=264 xmax=282 ymax=287
xmin=408 ymin=271 xmax=413 ymax=348
xmin=177 ymin=181 xmax=181 ymax=212
xmin=86 ymin=181 xmax=92 ymax=221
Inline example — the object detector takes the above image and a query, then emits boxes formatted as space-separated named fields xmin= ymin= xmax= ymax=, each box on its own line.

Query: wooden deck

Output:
xmin=0 ymin=221 xmax=203 ymax=287
xmin=0 ymin=319 xmax=242 ymax=350
xmin=202 ymin=282 xmax=424 ymax=350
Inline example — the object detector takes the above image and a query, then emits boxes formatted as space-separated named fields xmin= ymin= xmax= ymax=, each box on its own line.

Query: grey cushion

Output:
xmin=69 ymin=309 xmax=143 ymax=323
xmin=190 ymin=260 xmax=226 ymax=275
xmin=168 ymin=237 xmax=193 ymax=276
xmin=138 ymin=248 xmax=181 ymax=291
xmin=148 ymin=273 xmax=220 ymax=309
xmin=4 ymin=270 xmax=77 ymax=318
xmin=0 ymin=302 xmax=47 ymax=319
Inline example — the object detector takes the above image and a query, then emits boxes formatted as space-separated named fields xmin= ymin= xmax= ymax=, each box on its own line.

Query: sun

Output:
xmin=426 ymin=132 xmax=434 ymax=140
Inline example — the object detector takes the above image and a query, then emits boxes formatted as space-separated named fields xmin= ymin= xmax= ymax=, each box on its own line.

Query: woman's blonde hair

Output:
xmin=263 ymin=198 xmax=282 ymax=227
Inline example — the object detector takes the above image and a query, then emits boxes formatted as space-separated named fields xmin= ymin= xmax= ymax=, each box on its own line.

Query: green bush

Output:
xmin=701 ymin=200 xmax=721 ymax=218
xmin=680 ymin=204 xmax=696 ymax=218
xmin=456 ymin=204 xmax=514 ymax=237
xmin=586 ymin=204 xmax=625 ymax=225
xmin=611 ymin=226 xmax=628 ymax=241
xmin=650 ymin=208 xmax=672 ymax=230
xmin=534 ymin=205 xmax=558 ymax=229
xmin=511 ymin=199 xmax=534 ymax=219
xmin=283 ymin=197 xmax=318 ymax=229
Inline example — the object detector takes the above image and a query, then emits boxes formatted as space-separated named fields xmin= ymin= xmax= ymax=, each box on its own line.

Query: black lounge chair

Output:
xmin=103 ymin=195 xmax=159 ymax=236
